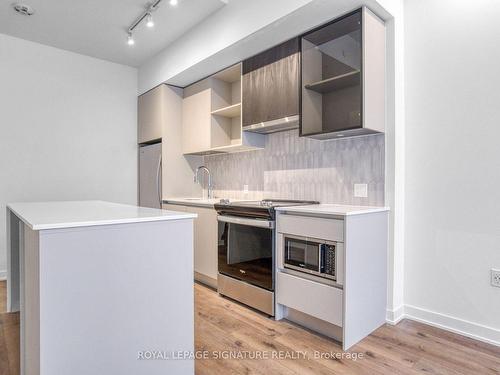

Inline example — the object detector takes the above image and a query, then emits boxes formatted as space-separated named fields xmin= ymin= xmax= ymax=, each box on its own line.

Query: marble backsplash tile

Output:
xmin=203 ymin=129 xmax=385 ymax=206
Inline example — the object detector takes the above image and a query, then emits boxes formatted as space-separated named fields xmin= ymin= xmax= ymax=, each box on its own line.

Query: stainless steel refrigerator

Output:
xmin=139 ymin=142 xmax=162 ymax=209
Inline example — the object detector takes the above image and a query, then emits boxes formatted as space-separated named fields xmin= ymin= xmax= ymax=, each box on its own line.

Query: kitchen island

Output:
xmin=6 ymin=201 xmax=196 ymax=375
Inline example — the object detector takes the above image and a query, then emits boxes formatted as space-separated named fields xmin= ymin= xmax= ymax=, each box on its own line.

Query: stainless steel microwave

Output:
xmin=283 ymin=235 xmax=337 ymax=281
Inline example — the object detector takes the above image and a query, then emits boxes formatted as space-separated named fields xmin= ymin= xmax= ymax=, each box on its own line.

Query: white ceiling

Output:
xmin=0 ymin=0 xmax=226 ymax=67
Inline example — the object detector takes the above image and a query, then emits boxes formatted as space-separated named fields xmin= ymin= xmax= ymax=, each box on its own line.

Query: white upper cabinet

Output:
xmin=137 ymin=85 xmax=164 ymax=144
xmin=182 ymin=80 xmax=212 ymax=154
xmin=182 ymin=63 xmax=265 ymax=155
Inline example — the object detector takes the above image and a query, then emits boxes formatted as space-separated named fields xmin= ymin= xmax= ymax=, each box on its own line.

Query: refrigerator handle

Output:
xmin=156 ymin=154 xmax=162 ymax=208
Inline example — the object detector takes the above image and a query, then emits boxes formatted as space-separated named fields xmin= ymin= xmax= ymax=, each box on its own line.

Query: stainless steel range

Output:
xmin=214 ymin=199 xmax=318 ymax=315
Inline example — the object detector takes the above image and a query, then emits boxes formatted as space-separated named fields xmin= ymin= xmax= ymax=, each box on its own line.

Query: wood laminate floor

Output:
xmin=0 ymin=280 xmax=498 ymax=375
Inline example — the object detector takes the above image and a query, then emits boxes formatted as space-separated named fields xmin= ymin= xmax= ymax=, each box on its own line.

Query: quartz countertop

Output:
xmin=275 ymin=204 xmax=390 ymax=216
xmin=7 ymin=200 xmax=196 ymax=230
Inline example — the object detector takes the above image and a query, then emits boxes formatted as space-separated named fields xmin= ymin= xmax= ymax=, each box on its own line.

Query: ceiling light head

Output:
xmin=127 ymin=32 xmax=135 ymax=46
xmin=13 ymin=3 xmax=35 ymax=16
xmin=146 ymin=13 xmax=154 ymax=28
xmin=169 ymin=0 xmax=178 ymax=6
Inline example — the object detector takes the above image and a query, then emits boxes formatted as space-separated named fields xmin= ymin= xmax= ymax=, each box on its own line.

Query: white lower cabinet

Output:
xmin=163 ymin=204 xmax=218 ymax=288
xmin=277 ymin=272 xmax=343 ymax=327
xmin=275 ymin=209 xmax=388 ymax=350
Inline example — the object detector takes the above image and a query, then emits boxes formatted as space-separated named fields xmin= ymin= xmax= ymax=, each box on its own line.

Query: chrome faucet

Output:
xmin=194 ymin=166 xmax=213 ymax=199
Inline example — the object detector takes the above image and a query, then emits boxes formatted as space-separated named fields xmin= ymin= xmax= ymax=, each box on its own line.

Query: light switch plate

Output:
xmin=243 ymin=185 xmax=249 ymax=194
xmin=354 ymin=183 xmax=368 ymax=198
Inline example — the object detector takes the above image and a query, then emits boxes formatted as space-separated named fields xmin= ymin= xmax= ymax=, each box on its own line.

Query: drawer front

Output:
xmin=277 ymin=214 xmax=344 ymax=242
xmin=277 ymin=272 xmax=343 ymax=327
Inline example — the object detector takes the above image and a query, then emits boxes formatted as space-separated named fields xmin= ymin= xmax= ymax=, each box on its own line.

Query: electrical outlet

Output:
xmin=491 ymin=269 xmax=500 ymax=288
xmin=354 ymin=183 xmax=368 ymax=198
xmin=243 ymin=185 xmax=249 ymax=194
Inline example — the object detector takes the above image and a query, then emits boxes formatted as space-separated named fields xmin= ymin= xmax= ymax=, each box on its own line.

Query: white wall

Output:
xmin=404 ymin=0 xmax=500 ymax=344
xmin=382 ymin=0 xmax=406 ymax=324
xmin=0 ymin=34 xmax=138 ymax=278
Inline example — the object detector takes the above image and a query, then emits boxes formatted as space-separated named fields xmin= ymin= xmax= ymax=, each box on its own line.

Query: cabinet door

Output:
xmin=189 ymin=206 xmax=218 ymax=285
xmin=138 ymin=85 xmax=164 ymax=144
xmin=162 ymin=204 xmax=218 ymax=286
xmin=242 ymin=38 xmax=300 ymax=126
xmin=182 ymin=80 xmax=212 ymax=154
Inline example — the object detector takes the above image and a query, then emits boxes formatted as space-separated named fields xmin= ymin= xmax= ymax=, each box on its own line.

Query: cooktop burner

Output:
xmin=214 ymin=199 xmax=319 ymax=220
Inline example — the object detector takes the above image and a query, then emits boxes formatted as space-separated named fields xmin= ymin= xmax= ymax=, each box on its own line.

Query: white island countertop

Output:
xmin=7 ymin=200 xmax=196 ymax=230
xmin=276 ymin=204 xmax=390 ymax=216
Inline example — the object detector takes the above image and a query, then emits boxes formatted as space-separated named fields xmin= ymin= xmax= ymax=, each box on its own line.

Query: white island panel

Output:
xmin=39 ymin=221 xmax=194 ymax=374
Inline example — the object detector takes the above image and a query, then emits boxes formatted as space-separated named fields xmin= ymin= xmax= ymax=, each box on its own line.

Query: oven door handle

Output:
xmin=218 ymin=215 xmax=275 ymax=229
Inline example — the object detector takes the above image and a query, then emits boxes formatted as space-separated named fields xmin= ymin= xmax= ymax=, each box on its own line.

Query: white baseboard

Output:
xmin=387 ymin=304 xmax=500 ymax=347
xmin=0 ymin=269 xmax=6 ymax=281
xmin=386 ymin=304 xmax=405 ymax=325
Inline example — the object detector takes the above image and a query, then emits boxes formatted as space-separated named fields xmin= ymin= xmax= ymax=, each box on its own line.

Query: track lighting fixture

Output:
xmin=126 ymin=0 xmax=169 ymax=46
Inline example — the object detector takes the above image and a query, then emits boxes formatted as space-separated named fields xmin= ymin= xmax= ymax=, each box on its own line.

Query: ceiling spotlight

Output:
xmin=127 ymin=33 xmax=135 ymax=46
xmin=170 ymin=0 xmax=178 ymax=6
xmin=146 ymin=13 xmax=154 ymax=28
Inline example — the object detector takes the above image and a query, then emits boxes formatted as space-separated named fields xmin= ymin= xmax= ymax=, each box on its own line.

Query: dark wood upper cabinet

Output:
xmin=242 ymin=38 xmax=300 ymax=133
xmin=300 ymin=7 xmax=385 ymax=139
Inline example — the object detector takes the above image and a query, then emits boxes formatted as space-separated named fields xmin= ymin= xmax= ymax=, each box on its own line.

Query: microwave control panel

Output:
xmin=322 ymin=244 xmax=336 ymax=277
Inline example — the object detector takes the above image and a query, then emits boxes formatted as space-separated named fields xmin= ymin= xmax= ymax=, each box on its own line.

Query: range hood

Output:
xmin=243 ymin=115 xmax=299 ymax=134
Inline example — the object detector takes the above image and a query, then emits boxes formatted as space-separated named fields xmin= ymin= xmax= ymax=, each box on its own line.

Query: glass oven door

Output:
xmin=218 ymin=216 xmax=274 ymax=290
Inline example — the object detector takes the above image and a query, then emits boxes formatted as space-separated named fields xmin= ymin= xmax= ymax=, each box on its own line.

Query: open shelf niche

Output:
xmin=305 ymin=70 xmax=360 ymax=93
xmin=210 ymin=102 xmax=241 ymax=118
xmin=301 ymin=9 xmax=363 ymax=136
xmin=300 ymin=8 xmax=385 ymax=139
xmin=182 ymin=61 xmax=265 ymax=155
xmin=210 ymin=63 xmax=243 ymax=149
